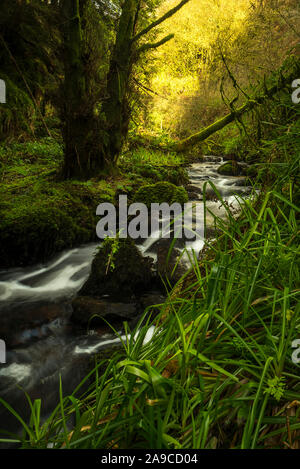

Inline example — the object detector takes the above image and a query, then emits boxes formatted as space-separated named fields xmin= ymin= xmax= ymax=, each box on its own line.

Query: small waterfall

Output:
xmin=0 ymin=156 xmax=254 ymax=437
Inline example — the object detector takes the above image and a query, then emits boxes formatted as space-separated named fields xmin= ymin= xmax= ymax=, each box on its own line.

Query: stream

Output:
xmin=0 ymin=156 xmax=253 ymax=439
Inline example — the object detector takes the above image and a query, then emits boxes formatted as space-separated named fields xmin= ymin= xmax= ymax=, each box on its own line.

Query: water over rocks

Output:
xmin=0 ymin=155 xmax=255 ymax=440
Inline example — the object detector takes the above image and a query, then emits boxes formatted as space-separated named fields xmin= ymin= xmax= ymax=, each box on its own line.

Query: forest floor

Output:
xmin=0 ymin=135 xmax=188 ymax=268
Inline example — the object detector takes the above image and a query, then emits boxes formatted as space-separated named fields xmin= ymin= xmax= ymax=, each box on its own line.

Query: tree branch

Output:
xmin=131 ymin=0 xmax=190 ymax=43
xmin=137 ymin=34 xmax=174 ymax=55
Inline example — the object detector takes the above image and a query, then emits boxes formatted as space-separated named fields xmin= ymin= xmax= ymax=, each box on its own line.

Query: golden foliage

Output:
xmin=139 ymin=0 xmax=300 ymax=137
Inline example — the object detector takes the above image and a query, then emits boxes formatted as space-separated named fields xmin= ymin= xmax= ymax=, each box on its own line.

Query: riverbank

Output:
xmin=0 ymin=138 xmax=188 ymax=268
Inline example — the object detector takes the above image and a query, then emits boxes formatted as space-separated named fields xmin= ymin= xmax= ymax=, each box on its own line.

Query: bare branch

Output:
xmin=131 ymin=0 xmax=190 ymax=43
xmin=137 ymin=34 xmax=174 ymax=55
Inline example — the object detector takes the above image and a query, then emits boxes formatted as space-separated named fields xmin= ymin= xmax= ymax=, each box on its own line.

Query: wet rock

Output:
xmin=203 ymin=155 xmax=222 ymax=163
xmin=186 ymin=184 xmax=203 ymax=200
xmin=203 ymin=186 xmax=219 ymax=201
xmin=222 ymin=154 xmax=242 ymax=162
xmin=145 ymin=235 xmax=185 ymax=255
xmin=185 ymin=185 xmax=203 ymax=195
xmin=0 ymin=302 xmax=71 ymax=348
xmin=78 ymin=238 xmax=154 ymax=301
xmin=71 ymin=296 xmax=137 ymax=326
xmin=223 ymin=177 xmax=248 ymax=187
xmin=188 ymin=191 xmax=202 ymax=200
xmin=139 ymin=292 xmax=166 ymax=312
xmin=217 ymin=160 xmax=244 ymax=176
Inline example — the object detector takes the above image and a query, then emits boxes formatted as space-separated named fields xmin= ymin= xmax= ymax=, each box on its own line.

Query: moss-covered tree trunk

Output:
xmin=62 ymin=0 xmax=190 ymax=176
xmin=102 ymin=0 xmax=190 ymax=164
xmin=62 ymin=0 xmax=103 ymax=179
xmin=102 ymin=0 xmax=140 ymax=164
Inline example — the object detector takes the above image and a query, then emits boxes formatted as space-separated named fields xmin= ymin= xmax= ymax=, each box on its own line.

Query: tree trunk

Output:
xmin=102 ymin=0 xmax=140 ymax=163
xmin=61 ymin=0 xmax=191 ymax=175
xmin=102 ymin=0 xmax=190 ymax=163
xmin=62 ymin=0 xmax=104 ymax=179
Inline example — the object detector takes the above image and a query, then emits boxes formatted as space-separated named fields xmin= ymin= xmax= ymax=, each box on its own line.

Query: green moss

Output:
xmin=0 ymin=180 xmax=115 ymax=266
xmin=0 ymin=140 xmax=118 ymax=267
xmin=0 ymin=76 xmax=35 ymax=139
xmin=217 ymin=160 xmax=242 ymax=176
xmin=79 ymin=237 xmax=153 ymax=300
xmin=133 ymin=181 xmax=188 ymax=208
xmin=118 ymin=146 xmax=189 ymax=187
xmin=0 ymin=140 xmax=189 ymax=267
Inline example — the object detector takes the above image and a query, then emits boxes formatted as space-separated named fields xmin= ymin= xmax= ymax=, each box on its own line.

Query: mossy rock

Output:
xmin=217 ymin=160 xmax=243 ymax=176
xmin=79 ymin=238 xmax=154 ymax=300
xmin=132 ymin=181 xmax=188 ymax=208
xmin=0 ymin=201 xmax=92 ymax=267
xmin=244 ymin=165 xmax=258 ymax=179
xmin=0 ymin=159 xmax=116 ymax=267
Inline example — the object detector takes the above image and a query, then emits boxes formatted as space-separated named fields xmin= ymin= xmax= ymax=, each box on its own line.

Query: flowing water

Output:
xmin=0 ymin=156 xmax=253 ymax=437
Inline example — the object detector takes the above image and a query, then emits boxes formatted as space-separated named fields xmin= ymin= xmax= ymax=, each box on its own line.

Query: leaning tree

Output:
xmin=61 ymin=0 xmax=190 ymax=179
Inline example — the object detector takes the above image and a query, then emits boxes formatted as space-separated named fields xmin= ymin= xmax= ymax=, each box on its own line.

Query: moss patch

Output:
xmin=79 ymin=237 xmax=154 ymax=300
xmin=0 ymin=139 xmax=115 ymax=266
xmin=133 ymin=181 xmax=188 ymax=208
xmin=217 ymin=160 xmax=243 ymax=176
xmin=0 ymin=140 xmax=188 ymax=267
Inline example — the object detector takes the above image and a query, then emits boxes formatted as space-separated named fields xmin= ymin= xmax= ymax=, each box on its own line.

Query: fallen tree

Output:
xmin=171 ymin=58 xmax=300 ymax=152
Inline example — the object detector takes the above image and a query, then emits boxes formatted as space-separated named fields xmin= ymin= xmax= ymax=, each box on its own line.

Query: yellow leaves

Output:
xmin=145 ymin=0 xmax=254 ymax=134
xmin=156 ymin=0 xmax=252 ymax=60
xmin=161 ymin=358 xmax=179 ymax=378
xmin=61 ymin=412 xmax=118 ymax=448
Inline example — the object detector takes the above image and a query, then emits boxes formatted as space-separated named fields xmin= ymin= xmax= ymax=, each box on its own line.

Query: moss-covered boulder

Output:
xmin=78 ymin=237 xmax=154 ymax=301
xmin=217 ymin=160 xmax=243 ymax=176
xmin=132 ymin=181 xmax=188 ymax=208
xmin=0 ymin=202 xmax=91 ymax=267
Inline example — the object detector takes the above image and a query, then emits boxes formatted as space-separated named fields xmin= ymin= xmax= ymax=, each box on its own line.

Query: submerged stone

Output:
xmin=71 ymin=296 xmax=137 ymax=326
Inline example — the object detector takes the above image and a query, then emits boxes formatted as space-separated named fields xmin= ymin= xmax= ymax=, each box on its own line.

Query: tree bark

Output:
xmin=61 ymin=0 xmax=104 ymax=179
xmin=102 ymin=0 xmax=141 ymax=163
xmin=61 ymin=0 xmax=191 ymax=176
